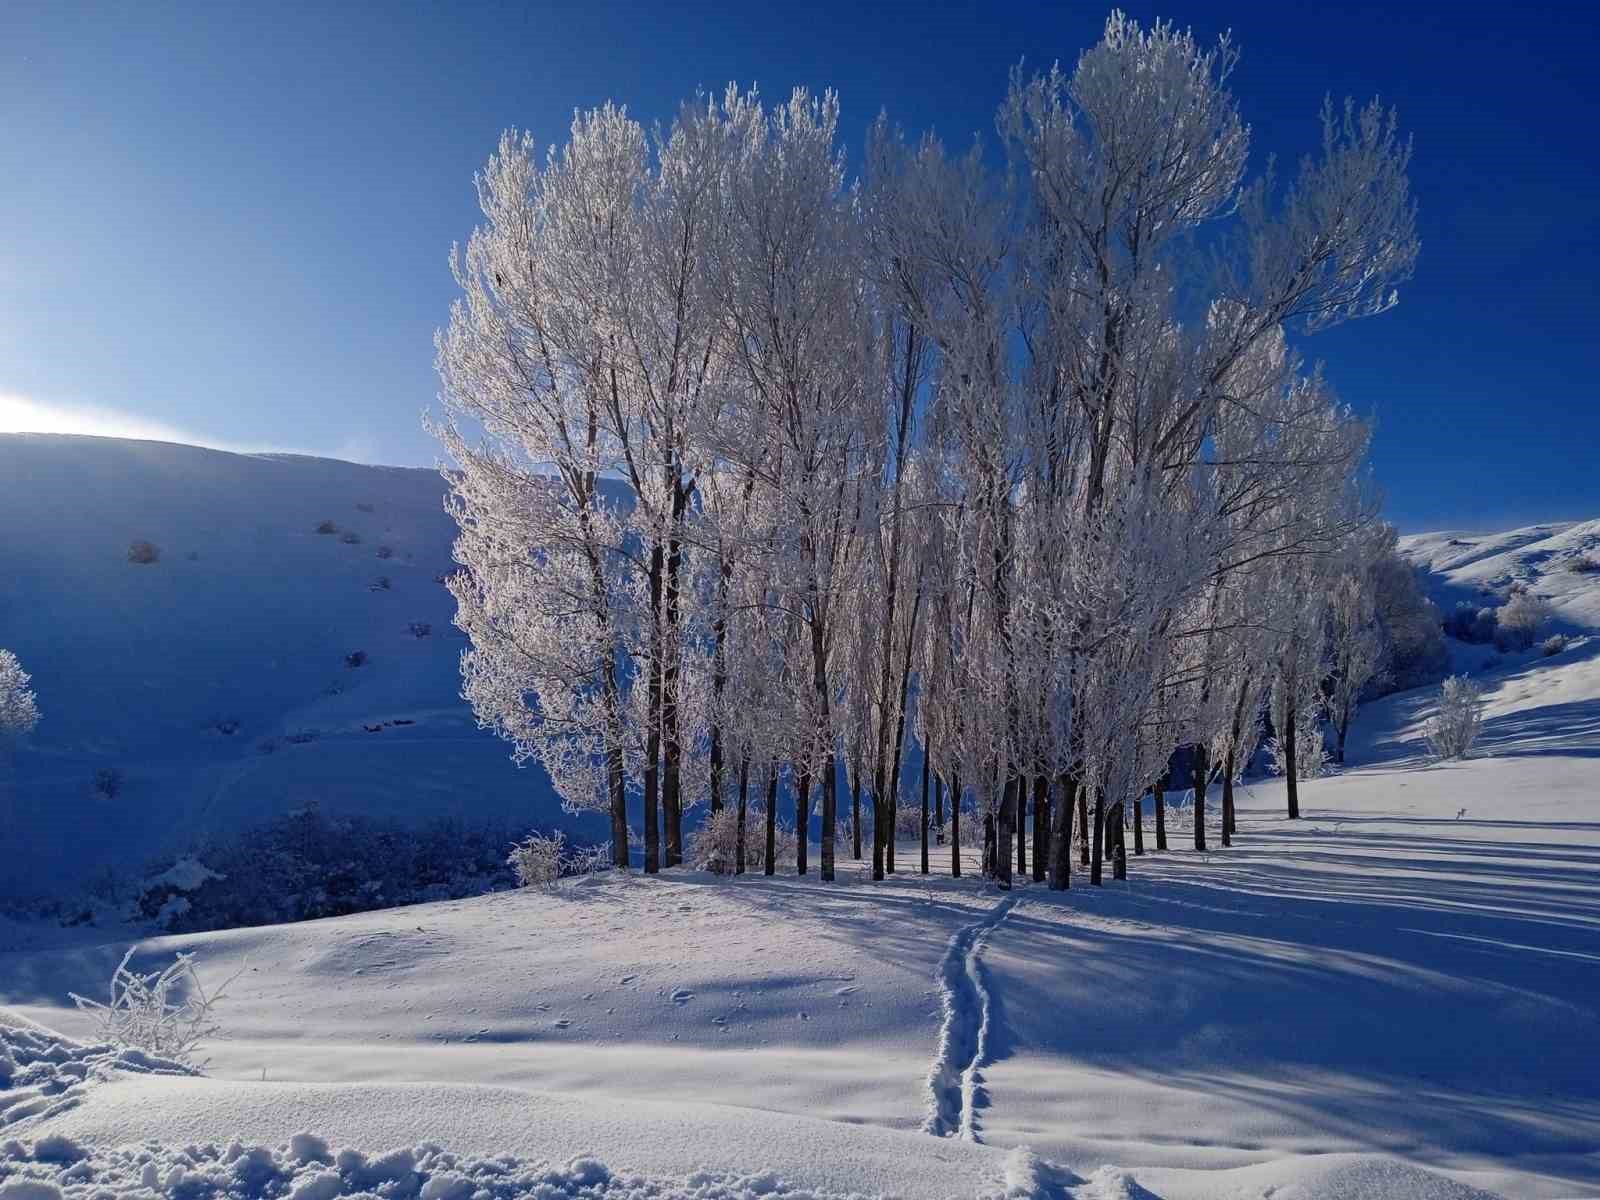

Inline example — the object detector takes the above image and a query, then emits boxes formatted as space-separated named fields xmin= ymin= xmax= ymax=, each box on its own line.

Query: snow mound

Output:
xmin=0 ymin=1134 xmax=896 ymax=1200
xmin=0 ymin=1010 xmax=194 ymax=1130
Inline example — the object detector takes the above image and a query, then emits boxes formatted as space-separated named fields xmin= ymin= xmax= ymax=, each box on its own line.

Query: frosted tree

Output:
xmin=0 ymin=649 xmax=40 ymax=749
xmin=1425 ymin=675 xmax=1484 ymax=760
xmin=1326 ymin=553 xmax=1388 ymax=763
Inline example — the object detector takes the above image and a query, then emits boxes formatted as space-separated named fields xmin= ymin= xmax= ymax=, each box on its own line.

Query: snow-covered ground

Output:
xmin=0 ymin=434 xmax=598 ymax=899
xmin=1400 ymin=520 xmax=1600 ymax=630
xmin=5 ymin=632 xmax=1598 ymax=1197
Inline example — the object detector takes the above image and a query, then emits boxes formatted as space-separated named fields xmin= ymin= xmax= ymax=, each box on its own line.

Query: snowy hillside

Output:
xmin=1400 ymin=521 xmax=1600 ymax=630
xmin=0 ymin=433 xmax=585 ymax=898
xmin=4 ymin=633 xmax=1599 ymax=1198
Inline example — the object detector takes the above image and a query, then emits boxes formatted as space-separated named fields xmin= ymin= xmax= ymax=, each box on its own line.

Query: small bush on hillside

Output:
xmin=370 ymin=576 xmax=391 ymax=591
xmin=340 ymin=530 xmax=363 ymax=545
xmin=345 ymin=650 xmax=368 ymax=668
xmin=408 ymin=621 xmax=432 ymax=639
xmin=127 ymin=540 xmax=160 ymax=565
xmin=354 ymin=501 xmax=376 ymax=513
xmin=213 ymin=717 xmax=240 ymax=736
xmin=1443 ymin=602 xmax=1499 ymax=645
xmin=1542 ymin=634 xmax=1570 ymax=657
xmin=1564 ymin=554 xmax=1599 ymax=574
xmin=693 ymin=806 xmax=800 ymax=874
xmin=376 ymin=544 xmax=394 ymax=559
xmin=1425 ymin=675 xmax=1484 ymax=760
xmin=315 ymin=520 xmax=338 ymax=535
xmin=508 ymin=831 xmax=565 ymax=889
xmin=93 ymin=767 xmax=123 ymax=799
xmin=1496 ymin=591 xmax=1556 ymax=650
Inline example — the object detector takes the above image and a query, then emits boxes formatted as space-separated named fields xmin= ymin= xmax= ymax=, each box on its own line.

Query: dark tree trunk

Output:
xmin=1193 ymin=744 xmax=1209 ymax=851
xmin=735 ymin=757 xmax=749 ymax=875
xmin=1133 ymin=796 xmax=1144 ymax=856
xmin=1155 ymin=779 xmax=1168 ymax=851
xmin=796 ymin=765 xmax=810 ymax=876
xmin=643 ymin=541 xmax=664 ymax=874
xmin=1336 ymin=712 xmax=1349 ymax=766
xmin=1079 ymin=786 xmax=1090 ymax=867
xmin=935 ymin=771 xmax=945 ymax=845
xmin=764 ymin=762 xmax=777 ymax=877
xmin=871 ymin=781 xmax=885 ymax=882
xmin=820 ymin=751 xmax=838 ymax=882
xmin=1047 ymin=773 xmax=1073 ymax=890
xmin=1112 ymin=802 xmax=1127 ymax=880
xmin=709 ymin=725 xmax=724 ymax=817
xmin=996 ymin=776 xmax=1016 ymax=890
xmin=920 ymin=749 xmax=930 ymax=874
xmin=983 ymin=806 xmax=997 ymax=878
xmin=852 ymin=759 xmax=862 ymax=860
xmin=1222 ymin=749 xmax=1235 ymax=848
xmin=1016 ymin=779 xmax=1027 ymax=875
xmin=1032 ymin=774 xmax=1047 ymax=882
xmin=950 ymin=770 xmax=962 ymax=877
xmin=1286 ymin=696 xmax=1301 ymax=820
xmin=1090 ymin=789 xmax=1105 ymax=885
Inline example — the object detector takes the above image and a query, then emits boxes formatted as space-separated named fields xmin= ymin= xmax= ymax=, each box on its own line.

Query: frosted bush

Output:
xmin=686 ymin=807 xmax=800 ymax=873
xmin=563 ymin=839 xmax=614 ymax=877
xmin=1496 ymin=592 xmax=1556 ymax=650
xmin=69 ymin=949 xmax=238 ymax=1064
xmin=1563 ymin=554 xmax=1599 ymax=574
xmin=1542 ymin=634 xmax=1570 ymax=657
xmin=1266 ymin=720 xmax=1331 ymax=779
xmin=507 ymin=831 xmax=564 ymax=889
xmin=894 ymin=803 xmax=924 ymax=838
xmin=1425 ymin=675 xmax=1484 ymax=760
xmin=0 ymin=648 xmax=41 ymax=746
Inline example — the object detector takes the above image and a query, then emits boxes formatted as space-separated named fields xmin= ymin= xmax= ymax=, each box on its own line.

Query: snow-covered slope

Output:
xmin=1400 ymin=520 xmax=1600 ymax=629
xmin=5 ymin=637 xmax=1598 ymax=1198
xmin=0 ymin=433 xmax=578 ymax=898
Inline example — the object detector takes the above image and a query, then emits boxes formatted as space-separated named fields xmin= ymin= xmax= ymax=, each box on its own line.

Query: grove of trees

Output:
xmin=432 ymin=13 xmax=1423 ymax=888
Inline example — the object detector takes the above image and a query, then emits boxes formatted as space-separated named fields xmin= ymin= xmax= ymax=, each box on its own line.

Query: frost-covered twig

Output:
xmin=69 ymin=948 xmax=239 ymax=1064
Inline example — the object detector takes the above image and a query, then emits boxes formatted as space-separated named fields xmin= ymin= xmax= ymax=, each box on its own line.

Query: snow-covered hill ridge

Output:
xmin=1399 ymin=520 xmax=1600 ymax=629
xmin=0 ymin=433 xmax=579 ymax=899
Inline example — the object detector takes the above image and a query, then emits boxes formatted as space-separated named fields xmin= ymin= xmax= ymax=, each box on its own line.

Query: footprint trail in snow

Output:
xmin=923 ymin=891 xmax=1019 ymax=1142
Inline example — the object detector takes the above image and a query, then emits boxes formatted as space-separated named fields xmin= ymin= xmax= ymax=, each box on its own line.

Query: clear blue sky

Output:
xmin=2 ymin=1 xmax=1595 ymax=531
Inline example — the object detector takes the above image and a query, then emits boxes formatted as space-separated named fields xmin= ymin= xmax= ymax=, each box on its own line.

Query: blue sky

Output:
xmin=2 ymin=1 xmax=1595 ymax=531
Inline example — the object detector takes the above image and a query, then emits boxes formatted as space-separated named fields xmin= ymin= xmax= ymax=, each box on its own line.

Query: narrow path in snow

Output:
xmin=923 ymin=891 xmax=1019 ymax=1142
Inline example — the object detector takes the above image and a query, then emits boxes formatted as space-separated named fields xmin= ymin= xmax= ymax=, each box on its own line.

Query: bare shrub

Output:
xmin=1496 ymin=592 xmax=1555 ymax=650
xmin=369 ymin=576 xmax=391 ymax=591
xmin=507 ymin=831 xmax=565 ymax=889
xmin=69 ymin=948 xmax=239 ymax=1064
xmin=315 ymin=520 xmax=338 ymax=535
xmin=1563 ymin=555 xmax=1599 ymax=574
xmin=1542 ymin=634 xmax=1570 ymax=657
xmin=1425 ymin=675 xmax=1484 ymax=760
xmin=127 ymin=540 xmax=160 ymax=565
xmin=340 ymin=530 xmax=363 ymax=545
xmin=92 ymin=767 xmax=123 ymax=799
xmin=376 ymin=544 xmax=394 ymax=559
xmin=354 ymin=502 xmax=375 ymax=513
xmin=687 ymin=807 xmax=745 ymax=874
xmin=344 ymin=650 xmax=368 ymax=668
xmin=408 ymin=622 xmax=432 ymax=638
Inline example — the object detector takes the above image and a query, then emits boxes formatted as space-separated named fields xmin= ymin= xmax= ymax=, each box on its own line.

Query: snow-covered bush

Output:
xmin=69 ymin=948 xmax=237 ymax=1064
xmin=127 ymin=539 xmax=160 ymax=564
xmin=563 ymin=839 xmax=614 ymax=878
xmin=507 ymin=831 xmax=565 ymax=889
xmin=0 ymin=648 xmax=41 ymax=747
xmin=315 ymin=520 xmax=338 ymax=534
xmin=1425 ymin=675 xmax=1484 ymax=760
xmin=894 ymin=803 xmax=924 ymax=838
xmin=687 ymin=806 xmax=744 ymax=874
xmin=339 ymin=530 xmax=363 ymax=545
xmin=1444 ymin=603 xmax=1499 ymax=645
xmin=1496 ymin=592 xmax=1556 ymax=650
xmin=1542 ymin=634 xmax=1570 ymax=657
xmin=1564 ymin=554 xmax=1599 ymax=574
xmin=1266 ymin=720 xmax=1332 ymax=780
